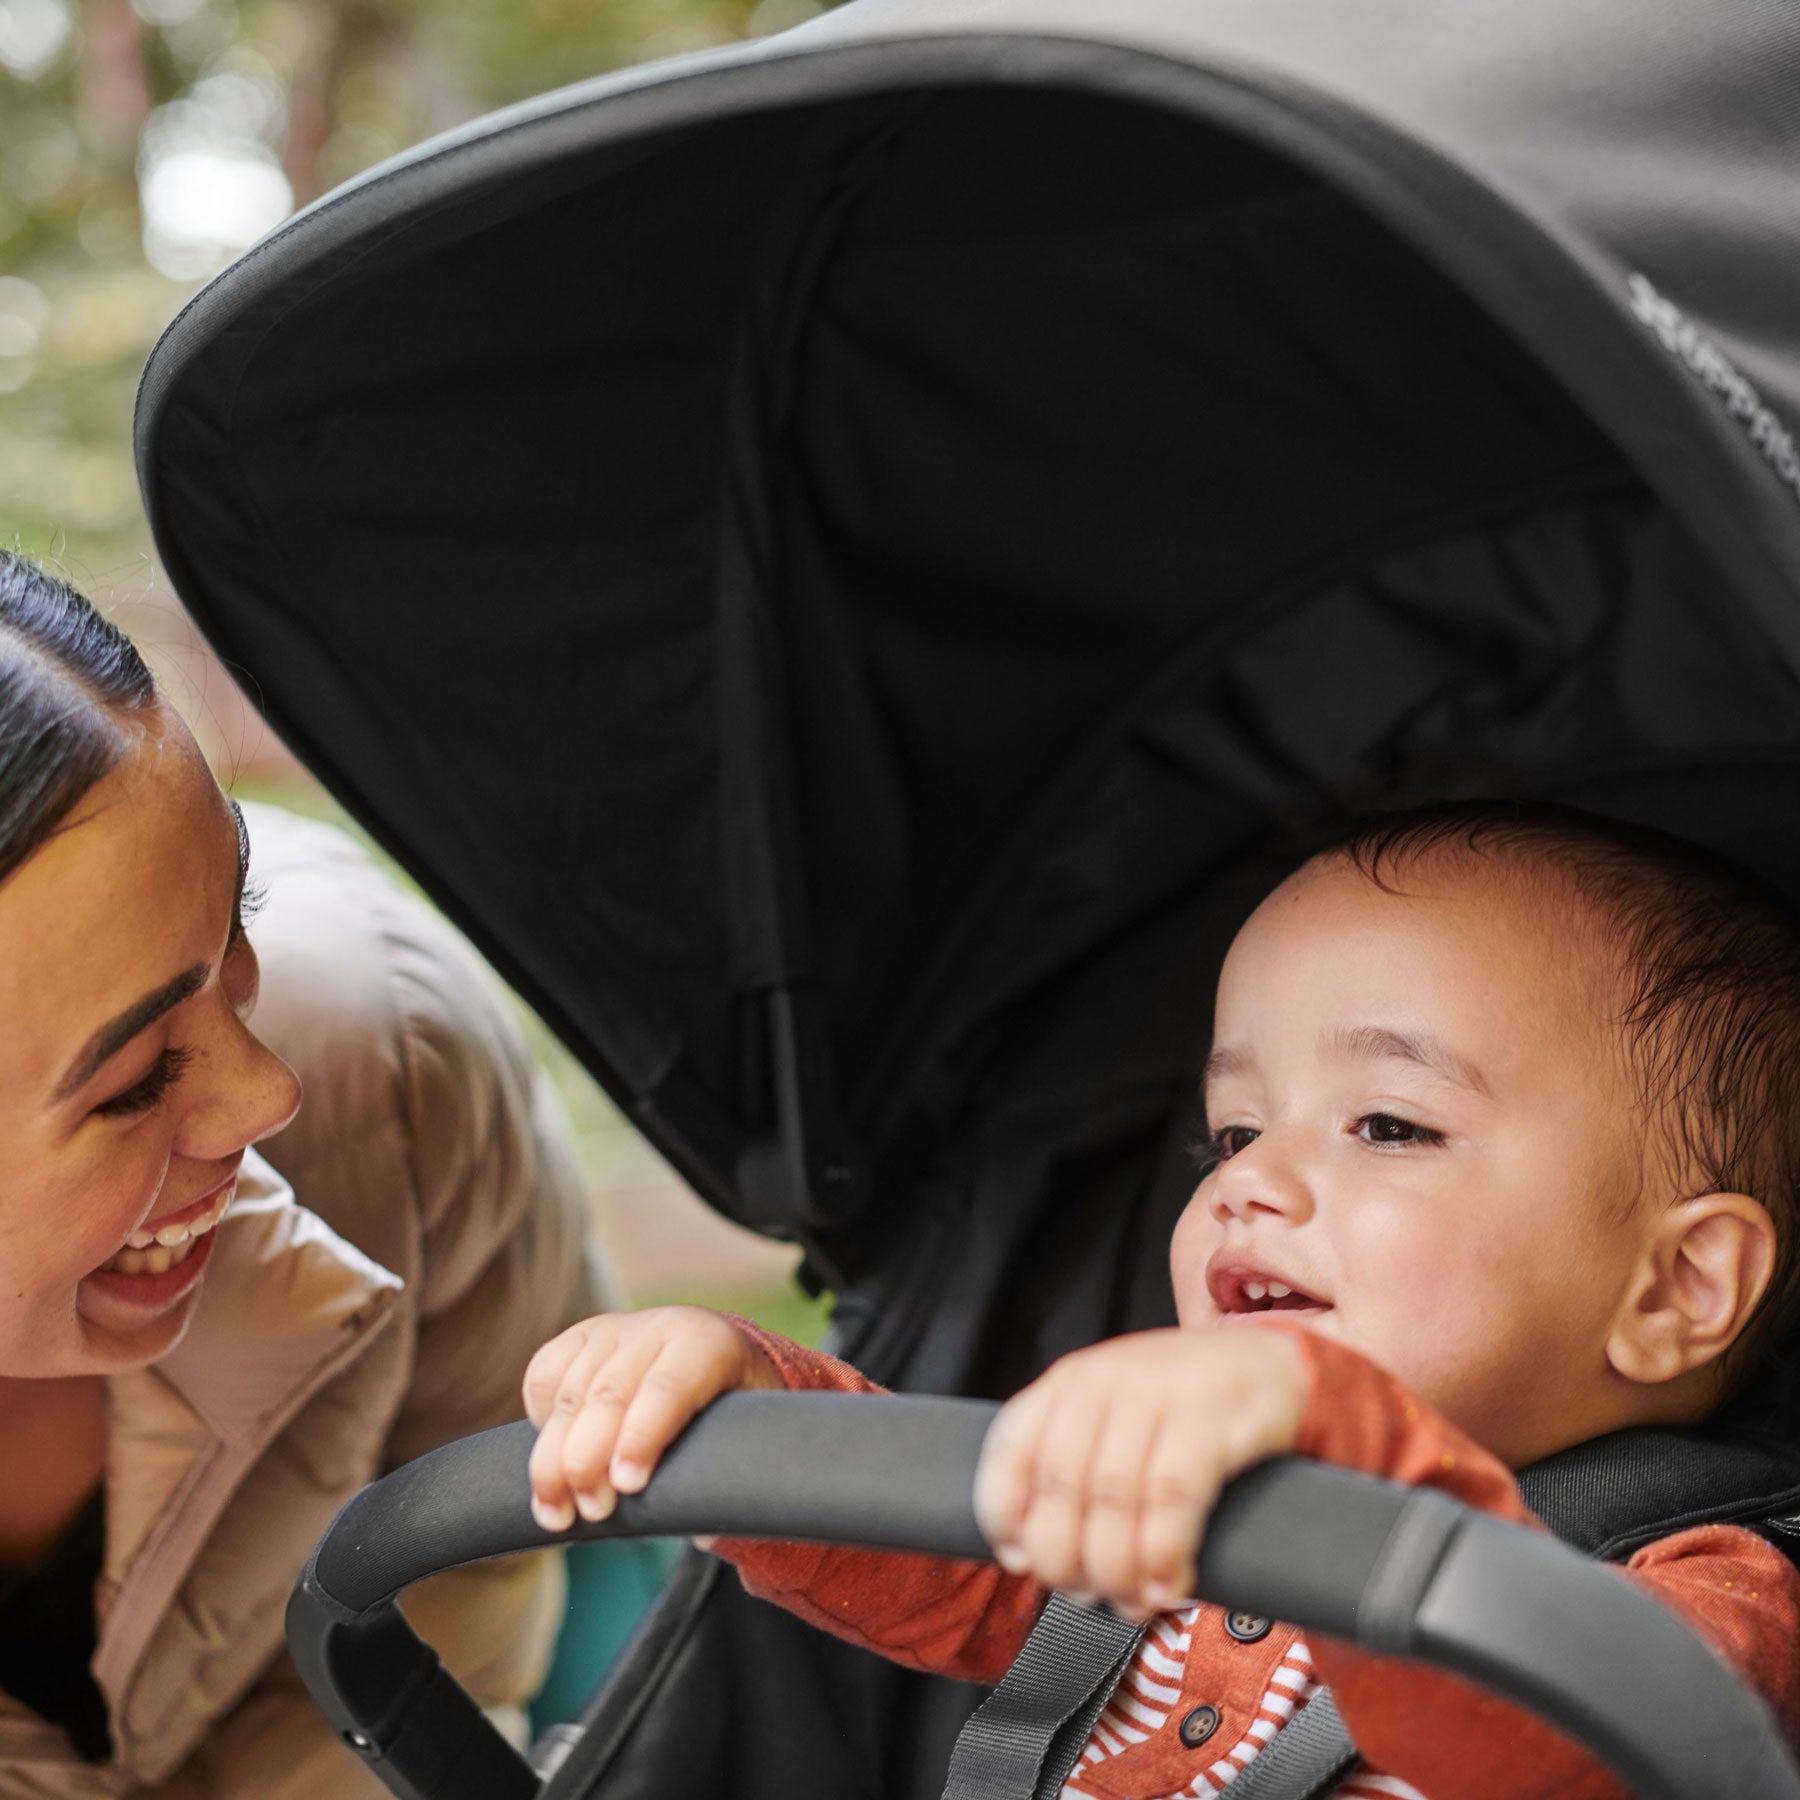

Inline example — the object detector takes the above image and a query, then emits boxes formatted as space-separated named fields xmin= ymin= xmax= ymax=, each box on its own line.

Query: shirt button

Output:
xmin=1179 ymin=1705 xmax=1221 ymax=1748
xmin=1225 ymin=1611 xmax=1272 ymax=1643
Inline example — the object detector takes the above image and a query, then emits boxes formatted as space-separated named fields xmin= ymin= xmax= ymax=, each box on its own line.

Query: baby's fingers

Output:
xmin=528 ymin=1325 xmax=655 ymax=1529
xmin=973 ymin=1380 xmax=1055 ymax=1569
xmin=601 ymin=1327 xmax=747 ymax=1495
xmin=1075 ymin=1397 xmax=1164 ymax=1606
xmin=1131 ymin=1421 xmax=1222 ymax=1611
xmin=523 ymin=1318 xmax=613 ymax=1430
xmin=992 ymin=1379 xmax=1111 ymax=1592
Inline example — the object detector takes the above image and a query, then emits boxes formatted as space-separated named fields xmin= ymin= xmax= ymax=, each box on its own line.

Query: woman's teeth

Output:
xmin=101 ymin=1185 xmax=233 ymax=1276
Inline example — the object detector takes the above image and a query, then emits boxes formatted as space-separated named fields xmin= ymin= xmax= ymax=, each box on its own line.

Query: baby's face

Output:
xmin=1170 ymin=850 xmax=1654 ymax=1466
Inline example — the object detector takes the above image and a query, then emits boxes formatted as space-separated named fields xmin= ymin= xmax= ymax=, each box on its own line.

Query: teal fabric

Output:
xmin=530 ymin=1538 xmax=680 ymax=1732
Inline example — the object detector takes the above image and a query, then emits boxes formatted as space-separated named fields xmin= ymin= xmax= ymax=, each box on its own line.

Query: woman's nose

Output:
xmin=1206 ymin=1135 xmax=1313 ymax=1225
xmin=178 ymin=1004 xmax=302 ymax=1159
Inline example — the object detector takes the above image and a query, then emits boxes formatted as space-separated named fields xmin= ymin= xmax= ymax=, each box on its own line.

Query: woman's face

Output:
xmin=0 ymin=705 xmax=301 ymax=1379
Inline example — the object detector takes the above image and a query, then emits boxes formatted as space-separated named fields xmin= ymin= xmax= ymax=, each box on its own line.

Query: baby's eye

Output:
xmin=1201 ymin=1124 xmax=1261 ymax=1165
xmin=1354 ymin=1112 xmax=1443 ymax=1148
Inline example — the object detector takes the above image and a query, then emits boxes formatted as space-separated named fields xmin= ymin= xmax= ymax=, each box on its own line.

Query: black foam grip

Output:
xmin=311 ymin=1395 xmax=994 ymax=1614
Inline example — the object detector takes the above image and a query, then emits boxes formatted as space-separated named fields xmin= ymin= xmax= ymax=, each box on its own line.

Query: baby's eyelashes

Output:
xmin=1212 ymin=1125 xmax=1262 ymax=1160
xmin=1352 ymin=1111 xmax=1445 ymax=1148
xmin=1190 ymin=1123 xmax=1261 ymax=1170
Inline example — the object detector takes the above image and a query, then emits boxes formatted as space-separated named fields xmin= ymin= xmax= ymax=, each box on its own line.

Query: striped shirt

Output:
xmin=1064 ymin=1618 xmax=1426 ymax=1800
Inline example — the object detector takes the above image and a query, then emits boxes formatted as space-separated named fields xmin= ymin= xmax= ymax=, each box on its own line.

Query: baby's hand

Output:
xmin=973 ymin=1327 xmax=1307 ymax=1616
xmin=524 ymin=1306 xmax=782 ymax=1532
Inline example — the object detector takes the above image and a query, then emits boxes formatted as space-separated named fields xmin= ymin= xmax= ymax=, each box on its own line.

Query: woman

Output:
xmin=0 ymin=549 xmax=603 ymax=1795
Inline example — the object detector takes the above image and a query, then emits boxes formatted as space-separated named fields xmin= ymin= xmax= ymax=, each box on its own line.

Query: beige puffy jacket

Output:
xmin=0 ymin=804 xmax=607 ymax=1796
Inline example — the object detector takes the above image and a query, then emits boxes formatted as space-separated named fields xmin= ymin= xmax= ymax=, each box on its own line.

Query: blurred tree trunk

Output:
xmin=76 ymin=0 xmax=150 ymax=168
xmin=283 ymin=1 xmax=355 ymax=208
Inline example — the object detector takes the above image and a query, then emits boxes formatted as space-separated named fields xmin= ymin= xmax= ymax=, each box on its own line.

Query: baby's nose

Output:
xmin=1207 ymin=1138 xmax=1312 ymax=1223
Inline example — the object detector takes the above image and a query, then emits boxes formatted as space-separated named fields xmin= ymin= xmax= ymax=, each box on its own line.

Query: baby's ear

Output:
xmin=1607 ymin=1194 xmax=1778 ymax=1390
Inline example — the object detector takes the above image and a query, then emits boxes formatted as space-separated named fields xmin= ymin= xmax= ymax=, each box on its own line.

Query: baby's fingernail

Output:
xmin=995 ymin=1546 xmax=1030 ymax=1574
xmin=574 ymin=1487 xmax=616 ymax=1524
xmin=532 ymin=1495 xmax=575 ymax=1533
xmin=1142 ymin=1582 xmax=1178 ymax=1609
xmin=612 ymin=1458 xmax=647 ymax=1494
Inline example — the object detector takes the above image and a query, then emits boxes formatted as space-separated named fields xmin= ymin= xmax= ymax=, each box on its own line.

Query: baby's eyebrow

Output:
xmin=1323 ymin=1023 xmax=1491 ymax=1097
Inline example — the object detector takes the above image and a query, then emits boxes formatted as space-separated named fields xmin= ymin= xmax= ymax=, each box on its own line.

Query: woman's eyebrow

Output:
xmin=54 ymin=965 xmax=208 ymax=1101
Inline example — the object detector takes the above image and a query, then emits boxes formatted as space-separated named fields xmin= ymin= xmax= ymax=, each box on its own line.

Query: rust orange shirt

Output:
xmin=717 ymin=1321 xmax=1800 ymax=1800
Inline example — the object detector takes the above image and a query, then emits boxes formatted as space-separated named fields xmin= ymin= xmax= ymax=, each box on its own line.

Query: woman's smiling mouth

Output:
xmin=94 ymin=1172 xmax=237 ymax=1278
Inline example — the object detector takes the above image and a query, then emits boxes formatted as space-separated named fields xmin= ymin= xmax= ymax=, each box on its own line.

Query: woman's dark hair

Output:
xmin=0 ymin=550 xmax=156 ymax=887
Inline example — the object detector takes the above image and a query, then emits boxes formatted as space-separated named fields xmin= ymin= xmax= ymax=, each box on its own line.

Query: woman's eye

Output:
xmin=1355 ymin=1112 xmax=1443 ymax=1148
xmin=230 ymin=874 xmax=268 ymax=947
xmin=93 ymin=1046 xmax=193 ymax=1120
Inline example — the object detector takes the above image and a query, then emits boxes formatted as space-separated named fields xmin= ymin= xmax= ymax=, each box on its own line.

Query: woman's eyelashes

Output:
xmin=231 ymin=874 xmax=267 ymax=946
xmin=94 ymin=1045 xmax=194 ymax=1120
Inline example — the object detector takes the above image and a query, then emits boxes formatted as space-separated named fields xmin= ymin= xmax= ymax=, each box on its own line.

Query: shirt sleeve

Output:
xmin=709 ymin=1322 xmax=1046 ymax=1684
xmin=1279 ymin=1324 xmax=1800 ymax=1799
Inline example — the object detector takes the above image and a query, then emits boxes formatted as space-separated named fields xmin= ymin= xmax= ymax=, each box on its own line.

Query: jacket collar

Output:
xmin=94 ymin=1152 xmax=405 ymax=1783
xmin=148 ymin=1149 xmax=402 ymax=1446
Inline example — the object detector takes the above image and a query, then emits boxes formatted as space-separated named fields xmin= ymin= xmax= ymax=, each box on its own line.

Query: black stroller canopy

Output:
xmin=137 ymin=0 xmax=1800 ymax=1312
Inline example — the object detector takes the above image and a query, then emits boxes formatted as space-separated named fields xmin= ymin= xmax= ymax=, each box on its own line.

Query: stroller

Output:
xmin=133 ymin=1 xmax=1800 ymax=1794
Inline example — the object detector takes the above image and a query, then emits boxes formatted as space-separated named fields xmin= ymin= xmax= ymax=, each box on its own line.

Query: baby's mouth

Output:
xmin=97 ymin=1181 xmax=235 ymax=1278
xmin=1209 ymin=1263 xmax=1331 ymax=1319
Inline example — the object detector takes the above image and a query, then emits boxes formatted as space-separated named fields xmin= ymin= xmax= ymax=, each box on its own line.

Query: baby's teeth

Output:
xmin=1266 ymin=1281 xmax=1292 ymax=1300
xmin=1244 ymin=1280 xmax=1267 ymax=1302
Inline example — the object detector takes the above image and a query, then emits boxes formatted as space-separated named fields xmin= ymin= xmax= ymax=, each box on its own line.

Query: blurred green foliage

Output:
xmin=0 ymin=0 xmax=829 ymax=580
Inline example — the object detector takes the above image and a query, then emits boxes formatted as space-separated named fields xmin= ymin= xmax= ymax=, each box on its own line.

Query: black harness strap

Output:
xmin=941 ymin=1597 xmax=1359 ymax=1800
xmin=1218 ymin=1691 xmax=1359 ymax=1800
xmin=939 ymin=1595 xmax=1143 ymax=1800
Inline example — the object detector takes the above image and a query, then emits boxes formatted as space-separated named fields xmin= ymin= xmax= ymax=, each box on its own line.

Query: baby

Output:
xmin=525 ymin=801 xmax=1800 ymax=1799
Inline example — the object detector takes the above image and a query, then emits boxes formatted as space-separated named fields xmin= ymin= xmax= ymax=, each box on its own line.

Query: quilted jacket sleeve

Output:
xmin=237 ymin=805 xmax=603 ymax=1724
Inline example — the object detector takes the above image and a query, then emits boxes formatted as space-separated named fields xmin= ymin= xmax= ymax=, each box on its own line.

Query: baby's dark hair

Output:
xmin=1335 ymin=798 xmax=1800 ymax=1395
